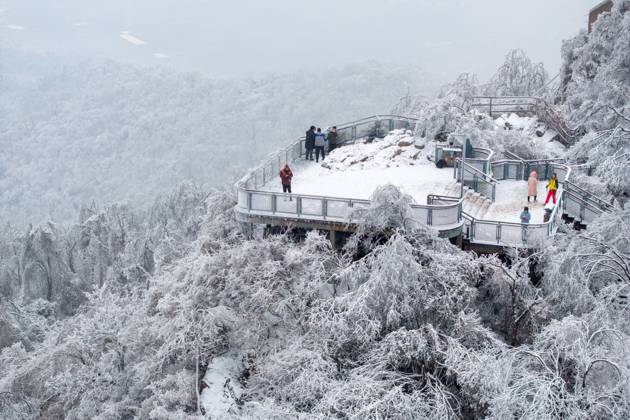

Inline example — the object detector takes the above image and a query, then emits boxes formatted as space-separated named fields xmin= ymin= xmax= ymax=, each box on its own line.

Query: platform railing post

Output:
xmin=247 ymin=192 xmax=252 ymax=211
xmin=271 ymin=194 xmax=277 ymax=214
xmin=322 ymin=199 xmax=327 ymax=219
xmin=496 ymin=224 xmax=501 ymax=244
xmin=296 ymin=197 xmax=302 ymax=216
xmin=427 ymin=208 xmax=433 ymax=226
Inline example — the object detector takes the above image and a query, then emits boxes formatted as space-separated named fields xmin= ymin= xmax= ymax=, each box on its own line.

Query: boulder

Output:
xmin=397 ymin=138 xmax=414 ymax=147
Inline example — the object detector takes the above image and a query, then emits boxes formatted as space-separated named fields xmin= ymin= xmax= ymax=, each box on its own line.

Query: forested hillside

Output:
xmin=1 ymin=2 xmax=630 ymax=419
xmin=0 ymin=49 xmax=433 ymax=226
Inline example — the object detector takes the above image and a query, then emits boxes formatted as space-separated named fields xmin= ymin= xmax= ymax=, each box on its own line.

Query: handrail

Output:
xmin=241 ymin=187 xmax=462 ymax=210
xmin=237 ymin=115 xmax=417 ymax=189
xmin=460 ymin=160 xmax=500 ymax=184
xmin=460 ymin=163 xmax=572 ymax=246
xmin=236 ymin=112 xmax=612 ymax=247
xmin=334 ymin=114 xmax=418 ymax=128
xmin=503 ymin=150 xmax=524 ymax=161
xmin=465 ymin=186 xmax=566 ymax=245
xmin=427 ymin=194 xmax=461 ymax=205
xmin=471 ymin=146 xmax=494 ymax=162
xmin=235 ymin=114 xmax=463 ymax=231
xmin=564 ymin=181 xmax=613 ymax=210
xmin=564 ymin=189 xmax=608 ymax=215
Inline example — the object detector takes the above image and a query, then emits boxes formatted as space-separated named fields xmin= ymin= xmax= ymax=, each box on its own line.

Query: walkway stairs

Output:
xmin=440 ymin=183 xmax=492 ymax=220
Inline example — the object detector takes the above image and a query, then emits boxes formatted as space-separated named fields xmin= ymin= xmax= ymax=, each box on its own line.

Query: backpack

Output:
xmin=314 ymin=133 xmax=326 ymax=147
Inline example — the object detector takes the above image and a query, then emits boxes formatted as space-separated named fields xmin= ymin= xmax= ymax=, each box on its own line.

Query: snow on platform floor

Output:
xmin=261 ymin=130 xmax=457 ymax=205
xmin=259 ymin=130 xmax=557 ymax=224
xmin=484 ymin=180 xmax=555 ymax=224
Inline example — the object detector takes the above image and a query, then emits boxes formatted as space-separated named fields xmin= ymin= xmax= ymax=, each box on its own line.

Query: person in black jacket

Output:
xmin=305 ymin=126 xmax=316 ymax=160
xmin=327 ymin=126 xmax=338 ymax=153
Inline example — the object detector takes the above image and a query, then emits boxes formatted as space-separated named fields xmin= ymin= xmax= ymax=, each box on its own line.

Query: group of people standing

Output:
xmin=304 ymin=126 xmax=338 ymax=163
xmin=278 ymin=126 xmax=339 ymax=199
xmin=520 ymin=171 xmax=559 ymax=224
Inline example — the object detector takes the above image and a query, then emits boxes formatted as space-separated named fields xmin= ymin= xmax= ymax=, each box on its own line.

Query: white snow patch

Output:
xmin=200 ymin=353 xmax=243 ymax=418
xmin=483 ymin=180 xmax=554 ymax=223
xmin=495 ymin=113 xmax=537 ymax=131
xmin=262 ymin=130 xmax=456 ymax=203
xmin=495 ymin=113 xmax=566 ymax=158
xmin=119 ymin=32 xmax=146 ymax=45
xmin=6 ymin=24 xmax=26 ymax=31
xmin=153 ymin=52 xmax=169 ymax=59
xmin=73 ymin=22 xmax=90 ymax=27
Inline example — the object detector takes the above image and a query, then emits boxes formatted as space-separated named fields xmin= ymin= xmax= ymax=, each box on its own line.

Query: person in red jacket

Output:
xmin=279 ymin=164 xmax=293 ymax=199
xmin=544 ymin=173 xmax=558 ymax=205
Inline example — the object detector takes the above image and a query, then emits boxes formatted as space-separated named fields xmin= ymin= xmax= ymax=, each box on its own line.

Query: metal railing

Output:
xmin=464 ymin=191 xmax=565 ymax=247
xmin=462 ymin=162 xmax=572 ymax=247
xmin=235 ymin=113 xmax=611 ymax=247
xmin=334 ymin=115 xmax=418 ymax=147
xmin=454 ymin=160 xmax=499 ymax=201
xmin=236 ymin=189 xmax=463 ymax=229
xmin=563 ymin=181 xmax=614 ymax=223
xmin=563 ymin=189 xmax=608 ymax=224
xmin=236 ymin=115 xmax=418 ymax=191
xmin=493 ymin=151 xmax=570 ymax=182
xmin=235 ymin=115 xmax=463 ymax=232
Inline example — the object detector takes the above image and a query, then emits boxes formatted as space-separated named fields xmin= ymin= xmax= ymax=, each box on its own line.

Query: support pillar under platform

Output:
xmin=329 ymin=229 xmax=337 ymax=249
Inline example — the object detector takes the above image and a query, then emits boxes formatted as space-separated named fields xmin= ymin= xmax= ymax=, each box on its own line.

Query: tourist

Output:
xmin=520 ymin=206 xmax=531 ymax=224
xmin=544 ymin=173 xmax=558 ymax=205
xmin=527 ymin=170 xmax=538 ymax=203
xmin=305 ymin=126 xmax=316 ymax=160
xmin=314 ymin=128 xmax=326 ymax=162
xmin=279 ymin=164 xmax=293 ymax=200
xmin=327 ymin=126 xmax=338 ymax=153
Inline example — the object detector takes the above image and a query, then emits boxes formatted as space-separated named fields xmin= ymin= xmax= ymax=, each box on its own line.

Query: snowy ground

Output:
xmin=261 ymin=130 xmax=457 ymax=204
xmin=200 ymin=353 xmax=243 ymax=418
xmin=259 ymin=130 xmax=558 ymax=224
xmin=495 ymin=113 xmax=566 ymax=157
xmin=484 ymin=180 xmax=556 ymax=224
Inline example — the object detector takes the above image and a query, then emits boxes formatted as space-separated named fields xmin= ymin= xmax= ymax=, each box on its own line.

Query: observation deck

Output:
xmin=234 ymin=114 xmax=611 ymax=249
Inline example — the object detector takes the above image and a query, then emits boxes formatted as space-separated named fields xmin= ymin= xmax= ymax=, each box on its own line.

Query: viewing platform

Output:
xmin=234 ymin=112 xmax=611 ymax=249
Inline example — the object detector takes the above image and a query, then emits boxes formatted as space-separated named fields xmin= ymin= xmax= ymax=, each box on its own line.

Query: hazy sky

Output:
xmin=1 ymin=0 xmax=597 ymax=83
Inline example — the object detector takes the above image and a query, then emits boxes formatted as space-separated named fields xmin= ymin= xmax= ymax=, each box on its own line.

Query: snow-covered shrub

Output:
xmin=568 ymin=128 xmax=630 ymax=198
xmin=413 ymin=73 xmax=479 ymax=142
xmin=483 ymin=49 xmax=548 ymax=97
xmin=561 ymin=1 xmax=630 ymax=131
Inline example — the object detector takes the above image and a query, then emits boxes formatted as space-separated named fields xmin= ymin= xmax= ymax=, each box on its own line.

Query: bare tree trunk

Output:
xmin=196 ymin=345 xmax=201 ymax=414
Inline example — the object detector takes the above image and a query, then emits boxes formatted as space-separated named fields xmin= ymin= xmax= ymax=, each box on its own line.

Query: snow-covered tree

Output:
xmin=484 ymin=49 xmax=548 ymax=97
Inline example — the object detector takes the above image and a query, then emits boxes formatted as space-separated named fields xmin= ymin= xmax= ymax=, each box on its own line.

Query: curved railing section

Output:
xmin=235 ymin=115 xmax=463 ymax=232
xmin=235 ymin=114 xmax=611 ymax=247
xmin=463 ymin=163 xmax=572 ymax=247
xmin=236 ymin=189 xmax=463 ymax=230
